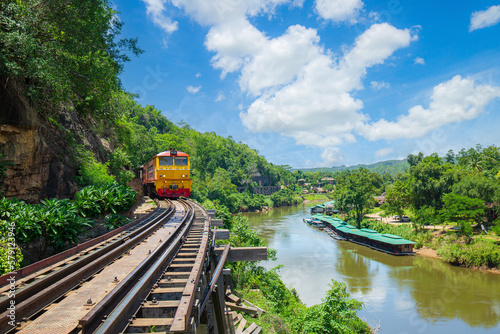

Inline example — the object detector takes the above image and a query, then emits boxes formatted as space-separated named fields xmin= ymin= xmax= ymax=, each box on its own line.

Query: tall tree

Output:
xmin=382 ymin=179 xmax=411 ymax=220
xmin=334 ymin=168 xmax=376 ymax=227
xmin=0 ymin=0 xmax=142 ymax=113
xmin=408 ymin=154 xmax=455 ymax=210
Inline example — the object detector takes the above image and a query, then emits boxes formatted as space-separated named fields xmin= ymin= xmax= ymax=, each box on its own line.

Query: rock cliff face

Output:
xmin=0 ymin=77 xmax=109 ymax=202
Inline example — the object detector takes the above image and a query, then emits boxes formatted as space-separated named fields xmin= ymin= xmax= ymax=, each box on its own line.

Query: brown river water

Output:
xmin=244 ymin=203 xmax=500 ymax=334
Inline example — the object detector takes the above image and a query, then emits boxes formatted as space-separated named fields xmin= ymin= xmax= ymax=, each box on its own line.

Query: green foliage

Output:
xmin=492 ymin=220 xmax=500 ymax=236
xmin=382 ymin=179 xmax=411 ymax=220
xmin=76 ymin=160 xmax=114 ymax=187
xmin=109 ymin=148 xmax=134 ymax=185
xmin=452 ymin=173 xmax=500 ymax=203
xmin=104 ymin=214 xmax=130 ymax=229
xmin=299 ymin=159 xmax=409 ymax=177
xmin=0 ymin=0 xmax=142 ymax=114
xmin=440 ymin=193 xmax=485 ymax=225
xmin=0 ymin=183 xmax=135 ymax=260
xmin=0 ymin=197 xmax=92 ymax=257
xmin=36 ymin=198 xmax=92 ymax=253
xmin=0 ymin=234 xmax=24 ymax=275
xmin=270 ymin=188 xmax=301 ymax=207
xmin=74 ymin=182 xmax=136 ymax=217
xmin=407 ymin=154 xmax=456 ymax=210
xmin=412 ymin=205 xmax=437 ymax=230
xmin=73 ymin=146 xmax=114 ymax=187
xmin=438 ymin=240 xmax=500 ymax=268
xmin=333 ymin=168 xmax=377 ymax=227
xmin=360 ymin=219 xmax=418 ymax=241
xmin=296 ymin=280 xmax=370 ymax=334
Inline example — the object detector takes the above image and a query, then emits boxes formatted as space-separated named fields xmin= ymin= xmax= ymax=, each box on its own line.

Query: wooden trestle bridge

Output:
xmin=0 ymin=199 xmax=266 ymax=334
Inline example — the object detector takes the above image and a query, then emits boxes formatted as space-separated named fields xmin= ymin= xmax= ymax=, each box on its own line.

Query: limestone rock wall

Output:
xmin=0 ymin=77 xmax=109 ymax=202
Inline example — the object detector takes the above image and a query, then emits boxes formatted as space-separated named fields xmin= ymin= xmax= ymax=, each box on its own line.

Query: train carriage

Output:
xmin=140 ymin=149 xmax=192 ymax=198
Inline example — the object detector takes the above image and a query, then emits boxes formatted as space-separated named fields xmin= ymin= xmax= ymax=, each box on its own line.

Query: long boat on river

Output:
xmin=312 ymin=214 xmax=416 ymax=255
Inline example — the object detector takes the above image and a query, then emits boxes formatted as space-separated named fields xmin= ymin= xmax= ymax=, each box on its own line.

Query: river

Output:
xmin=244 ymin=203 xmax=500 ymax=334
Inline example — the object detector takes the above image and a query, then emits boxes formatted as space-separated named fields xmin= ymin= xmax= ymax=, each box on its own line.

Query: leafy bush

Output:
xmin=438 ymin=240 xmax=500 ymax=268
xmin=0 ymin=234 xmax=24 ymax=275
xmin=296 ymin=280 xmax=371 ymax=334
xmin=75 ymin=160 xmax=115 ymax=187
xmin=0 ymin=197 xmax=92 ymax=256
xmin=270 ymin=188 xmax=300 ymax=207
xmin=74 ymin=182 xmax=136 ymax=217
xmin=35 ymin=199 xmax=92 ymax=253
xmin=104 ymin=214 xmax=130 ymax=230
xmin=0 ymin=183 xmax=134 ymax=259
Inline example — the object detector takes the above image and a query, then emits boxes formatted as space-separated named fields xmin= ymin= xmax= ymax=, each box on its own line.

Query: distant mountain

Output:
xmin=299 ymin=159 xmax=410 ymax=176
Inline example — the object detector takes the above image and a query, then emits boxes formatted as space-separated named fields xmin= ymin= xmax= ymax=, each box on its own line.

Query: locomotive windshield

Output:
xmin=158 ymin=156 xmax=173 ymax=166
xmin=175 ymin=157 xmax=188 ymax=166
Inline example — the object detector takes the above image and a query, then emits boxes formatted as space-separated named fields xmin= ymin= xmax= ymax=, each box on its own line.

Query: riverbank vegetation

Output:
xmin=323 ymin=145 xmax=500 ymax=270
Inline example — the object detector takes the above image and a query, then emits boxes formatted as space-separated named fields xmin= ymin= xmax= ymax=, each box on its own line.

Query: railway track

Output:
xmin=0 ymin=199 xmax=195 ymax=333
xmin=93 ymin=199 xmax=211 ymax=334
xmin=0 ymin=198 xmax=252 ymax=334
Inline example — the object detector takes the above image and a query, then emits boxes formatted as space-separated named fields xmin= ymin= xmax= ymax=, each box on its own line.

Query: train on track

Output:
xmin=140 ymin=149 xmax=192 ymax=198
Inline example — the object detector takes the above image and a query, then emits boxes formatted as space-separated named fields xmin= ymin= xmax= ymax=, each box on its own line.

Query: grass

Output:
xmin=366 ymin=207 xmax=384 ymax=214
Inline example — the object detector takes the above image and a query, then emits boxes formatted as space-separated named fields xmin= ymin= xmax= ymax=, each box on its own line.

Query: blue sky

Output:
xmin=116 ymin=0 xmax=500 ymax=168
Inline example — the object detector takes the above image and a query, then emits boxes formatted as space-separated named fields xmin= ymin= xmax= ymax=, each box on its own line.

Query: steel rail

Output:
xmin=93 ymin=199 xmax=196 ymax=334
xmin=79 ymin=200 xmax=193 ymax=333
xmin=170 ymin=200 xmax=211 ymax=332
xmin=0 ymin=200 xmax=162 ymax=288
xmin=0 ymin=200 xmax=175 ymax=333
xmin=198 ymin=243 xmax=230 ymax=314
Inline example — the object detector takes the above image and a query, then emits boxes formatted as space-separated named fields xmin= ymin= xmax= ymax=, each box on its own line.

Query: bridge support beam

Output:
xmin=214 ymin=247 xmax=267 ymax=262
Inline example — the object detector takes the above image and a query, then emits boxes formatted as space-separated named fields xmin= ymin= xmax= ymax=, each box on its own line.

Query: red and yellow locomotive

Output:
xmin=140 ymin=149 xmax=192 ymax=198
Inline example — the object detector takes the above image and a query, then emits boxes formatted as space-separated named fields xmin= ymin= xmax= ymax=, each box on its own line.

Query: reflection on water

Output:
xmin=244 ymin=203 xmax=500 ymax=333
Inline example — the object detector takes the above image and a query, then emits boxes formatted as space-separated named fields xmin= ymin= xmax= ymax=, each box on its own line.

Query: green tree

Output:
xmin=407 ymin=152 xmax=424 ymax=167
xmin=334 ymin=168 xmax=376 ymax=227
xmin=407 ymin=154 xmax=455 ymax=210
xmin=382 ymin=179 xmax=411 ymax=220
xmin=297 ymin=280 xmax=370 ymax=334
xmin=452 ymin=173 xmax=500 ymax=204
xmin=440 ymin=193 xmax=485 ymax=238
xmin=0 ymin=0 xmax=142 ymax=114
xmin=445 ymin=149 xmax=456 ymax=164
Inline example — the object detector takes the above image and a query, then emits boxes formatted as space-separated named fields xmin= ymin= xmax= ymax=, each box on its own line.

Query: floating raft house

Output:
xmin=312 ymin=214 xmax=415 ymax=255
xmin=310 ymin=200 xmax=338 ymax=214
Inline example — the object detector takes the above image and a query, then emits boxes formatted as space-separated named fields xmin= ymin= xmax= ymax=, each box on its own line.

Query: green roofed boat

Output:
xmin=311 ymin=213 xmax=416 ymax=255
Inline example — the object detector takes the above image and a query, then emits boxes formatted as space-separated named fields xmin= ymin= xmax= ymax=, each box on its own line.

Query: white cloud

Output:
xmin=196 ymin=72 xmax=201 ymax=78
xmin=149 ymin=2 xmax=415 ymax=165
xmin=215 ymin=91 xmax=225 ymax=102
xmin=371 ymin=81 xmax=390 ymax=91
xmin=321 ymin=147 xmax=344 ymax=166
xmin=142 ymin=0 xmax=178 ymax=34
xmin=414 ymin=57 xmax=425 ymax=65
xmin=315 ymin=0 xmax=363 ymax=23
xmin=470 ymin=5 xmax=500 ymax=32
xmin=186 ymin=85 xmax=201 ymax=94
xmin=360 ymin=75 xmax=500 ymax=141
xmin=375 ymin=147 xmax=393 ymax=157
xmin=240 ymin=23 xmax=414 ymax=152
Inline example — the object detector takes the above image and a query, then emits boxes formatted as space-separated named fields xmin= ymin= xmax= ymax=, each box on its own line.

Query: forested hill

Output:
xmin=299 ymin=159 xmax=410 ymax=176
xmin=0 ymin=1 xmax=294 ymax=203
